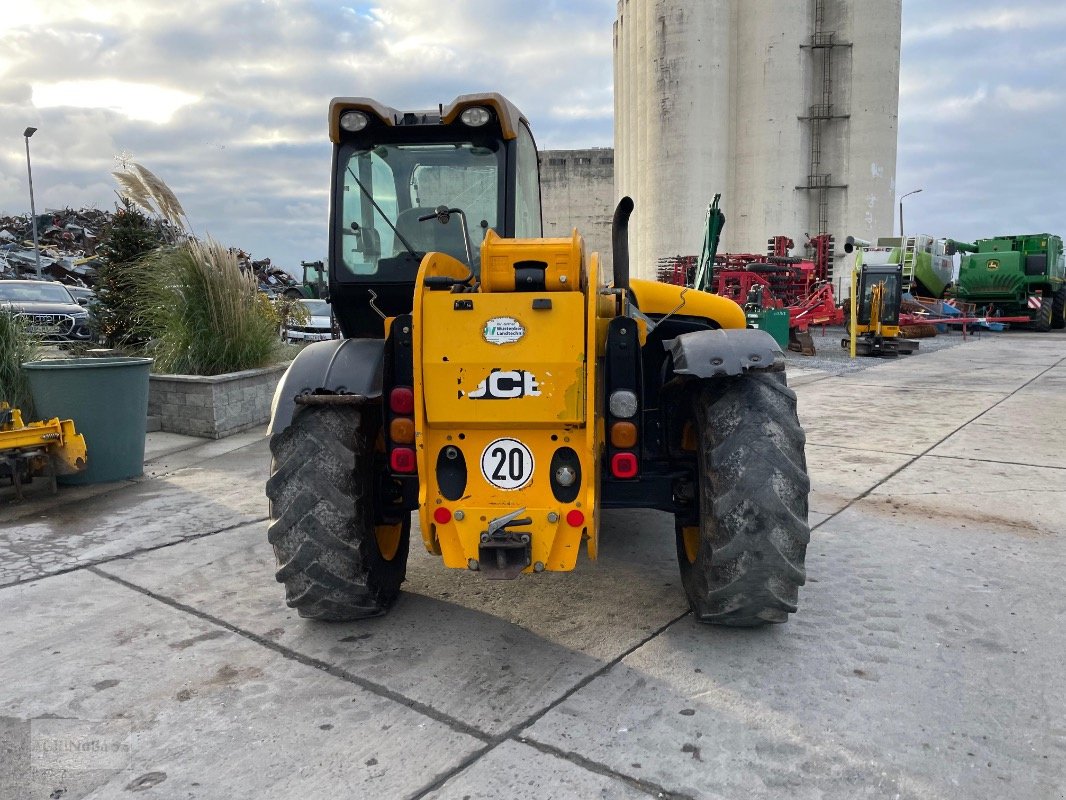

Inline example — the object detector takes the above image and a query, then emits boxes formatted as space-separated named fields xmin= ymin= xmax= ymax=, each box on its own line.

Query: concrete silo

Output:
xmin=613 ymin=0 xmax=902 ymax=284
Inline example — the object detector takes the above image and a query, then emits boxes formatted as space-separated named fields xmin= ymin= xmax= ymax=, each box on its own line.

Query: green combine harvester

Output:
xmin=871 ymin=235 xmax=955 ymax=298
xmin=947 ymin=234 xmax=1066 ymax=331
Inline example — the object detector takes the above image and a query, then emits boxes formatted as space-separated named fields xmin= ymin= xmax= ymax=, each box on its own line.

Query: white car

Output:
xmin=285 ymin=298 xmax=335 ymax=342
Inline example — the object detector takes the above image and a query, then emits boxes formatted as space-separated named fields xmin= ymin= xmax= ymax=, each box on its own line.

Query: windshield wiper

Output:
xmin=346 ymin=165 xmax=419 ymax=258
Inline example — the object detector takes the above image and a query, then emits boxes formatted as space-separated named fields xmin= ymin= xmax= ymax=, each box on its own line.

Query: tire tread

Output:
xmin=676 ymin=372 xmax=811 ymax=627
xmin=266 ymin=406 xmax=408 ymax=621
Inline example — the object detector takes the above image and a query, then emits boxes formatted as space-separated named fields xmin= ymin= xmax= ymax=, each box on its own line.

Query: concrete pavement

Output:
xmin=1 ymin=332 xmax=1064 ymax=799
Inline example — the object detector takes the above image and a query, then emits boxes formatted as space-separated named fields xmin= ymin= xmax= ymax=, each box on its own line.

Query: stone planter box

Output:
xmin=148 ymin=363 xmax=289 ymax=439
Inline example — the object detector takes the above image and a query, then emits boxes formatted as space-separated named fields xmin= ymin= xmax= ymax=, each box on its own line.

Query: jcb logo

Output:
xmin=468 ymin=369 xmax=541 ymax=400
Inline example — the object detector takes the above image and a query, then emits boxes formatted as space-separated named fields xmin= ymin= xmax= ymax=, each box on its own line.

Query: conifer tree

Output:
xmin=92 ymin=197 xmax=164 ymax=346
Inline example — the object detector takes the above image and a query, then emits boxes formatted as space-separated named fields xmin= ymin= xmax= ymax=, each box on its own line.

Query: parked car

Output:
xmin=0 ymin=280 xmax=92 ymax=343
xmin=65 ymin=285 xmax=96 ymax=306
xmin=284 ymin=298 xmax=335 ymax=343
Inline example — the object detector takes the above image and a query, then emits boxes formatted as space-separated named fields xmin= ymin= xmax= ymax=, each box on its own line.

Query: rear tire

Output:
xmin=1032 ymin=295 xmax=1053 ymax=332
xmin=675 ymin=372 xmax=810 ymax=626
xmin=1051 ymin=286 xmax=1065 ymax=330
xmin=266 ymin=405 xmax=409 ymax=620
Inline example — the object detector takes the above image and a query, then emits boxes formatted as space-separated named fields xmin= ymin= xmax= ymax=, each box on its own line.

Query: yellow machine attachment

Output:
xmin=409 ymin=230 xmax=604 ymax=579
xmin=0 ymin=404 xmax=87 ymax=499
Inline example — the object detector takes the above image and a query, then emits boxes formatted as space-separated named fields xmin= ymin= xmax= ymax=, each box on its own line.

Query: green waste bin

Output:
xmin=746 ymin=308 xmax=791 ymax=349
xmin=22 ymin=357 xmax=153 ymax=485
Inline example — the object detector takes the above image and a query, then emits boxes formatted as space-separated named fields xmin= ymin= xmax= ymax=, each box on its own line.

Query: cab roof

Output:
xmin=328 ymin=93 xmax=528 ymax=144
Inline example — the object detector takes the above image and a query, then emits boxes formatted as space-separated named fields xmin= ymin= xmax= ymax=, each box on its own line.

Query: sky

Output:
xmin=1 ymin=0 xmax=1064 ymax=273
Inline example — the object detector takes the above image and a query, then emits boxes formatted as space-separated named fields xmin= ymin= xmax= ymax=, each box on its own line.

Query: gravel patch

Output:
xmin=785 ymin=325 xmax=986 ymax=376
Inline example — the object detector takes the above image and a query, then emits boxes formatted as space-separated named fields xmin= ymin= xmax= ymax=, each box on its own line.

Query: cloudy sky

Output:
xmin=1 ymin=1 xmax=1063 ymax=272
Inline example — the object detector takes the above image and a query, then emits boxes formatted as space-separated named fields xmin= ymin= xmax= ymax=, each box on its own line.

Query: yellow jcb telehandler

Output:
xmin=266 ymin=94 xmax=810 ymax=627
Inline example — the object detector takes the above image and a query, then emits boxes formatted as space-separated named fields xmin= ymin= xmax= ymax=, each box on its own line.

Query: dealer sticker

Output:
xmin=480 ymin=437 xmax=535 ymax=490
xmin=483 ymin=316 xmax=525 ymax=345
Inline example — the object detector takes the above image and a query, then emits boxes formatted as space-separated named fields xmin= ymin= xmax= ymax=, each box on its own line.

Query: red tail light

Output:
xmin=390 ymin=447 xmax=416 ymax=473
xmin=433 ymin=506 xmax=452 ymax=524
xmin=389 ymin=386 xmax=414 ymax=415
xmin=610 ymin=452 xmax=638 ymax=479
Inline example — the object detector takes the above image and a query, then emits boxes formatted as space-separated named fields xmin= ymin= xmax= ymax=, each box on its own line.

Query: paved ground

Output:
xmin=2 ymin=331 xmax=1064 ymax=799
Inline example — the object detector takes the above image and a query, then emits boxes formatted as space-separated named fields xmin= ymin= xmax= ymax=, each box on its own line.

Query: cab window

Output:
xmin=336 ymin=142 xmax=503 ymax=279
xmin=514 ymin=123 xmax=543 ymax=238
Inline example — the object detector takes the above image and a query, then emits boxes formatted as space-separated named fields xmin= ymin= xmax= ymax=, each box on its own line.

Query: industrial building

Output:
xmin=539 ymin=149 xmax=616 ymax=270
xmin=612 ymin=0 xmax=903 ymax=281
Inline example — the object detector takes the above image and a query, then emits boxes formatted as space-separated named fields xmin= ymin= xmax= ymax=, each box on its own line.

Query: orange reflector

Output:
xmin=566 ymin=509 xmax=585 ymax=527
xmin=389 ymin=417 xmax=415 ymax=444
xmin=433 ymin=506 xmax=452 ymax=524
xmin=610 ymin=421 xmax=638 ymax=449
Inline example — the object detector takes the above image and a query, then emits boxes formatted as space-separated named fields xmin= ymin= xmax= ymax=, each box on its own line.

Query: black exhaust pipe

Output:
xmin=612 ymin=196 xmax=634 ymax=291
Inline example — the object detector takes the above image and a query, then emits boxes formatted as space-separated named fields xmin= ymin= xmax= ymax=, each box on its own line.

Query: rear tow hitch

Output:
xmin=478 ymin=508 xmax=533 ymax=580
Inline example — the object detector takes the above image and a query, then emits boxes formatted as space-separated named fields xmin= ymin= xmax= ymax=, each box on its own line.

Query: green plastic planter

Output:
xmin=22 ymin=357 xmax=153 ymax=485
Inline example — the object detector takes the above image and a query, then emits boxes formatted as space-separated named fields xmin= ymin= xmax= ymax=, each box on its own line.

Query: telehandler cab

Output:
xmin=266 ymin=93 xmax=810 ymax=626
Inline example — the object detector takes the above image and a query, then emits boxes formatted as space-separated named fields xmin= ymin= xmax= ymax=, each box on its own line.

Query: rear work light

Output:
xmin=610 ymin=452 xmax=639 ymax=479
xmin=339 ymin=110 xmax=369 ymax=132
xmin=390 ymin=447 xmax=416 ymax=474
xmin=389 ymin=386 xmax=414 ymax=415
xmin=459 ymin=106 xmax=492 ymax=126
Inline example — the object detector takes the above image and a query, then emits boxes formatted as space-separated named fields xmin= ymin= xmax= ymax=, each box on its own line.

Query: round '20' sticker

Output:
xmin=480 ymin=438 xmax=534 ymax=490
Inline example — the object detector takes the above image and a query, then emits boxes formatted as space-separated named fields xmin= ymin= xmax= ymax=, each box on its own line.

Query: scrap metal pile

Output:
xmin=0 ymin=208 xmax=298 ymax=291
xmin=232 ymin=250 xmax=303 ymax=296
xmin=0 ymin=209 xmax=108 ymax=286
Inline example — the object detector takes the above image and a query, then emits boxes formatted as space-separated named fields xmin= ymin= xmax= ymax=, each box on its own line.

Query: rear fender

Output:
xmin=268 ymin=338 xmax=384 ymax=435
xmin=664 ymin=327 xmax=783 ymax=379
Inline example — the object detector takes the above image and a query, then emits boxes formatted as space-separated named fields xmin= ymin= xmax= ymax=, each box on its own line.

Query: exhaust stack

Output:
xmin=612 ymin=196 xmax=634 ymax=291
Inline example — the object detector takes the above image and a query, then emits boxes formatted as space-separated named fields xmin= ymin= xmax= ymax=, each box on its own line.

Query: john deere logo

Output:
xmin=987 ymin=259 xmax=1000 ymax=271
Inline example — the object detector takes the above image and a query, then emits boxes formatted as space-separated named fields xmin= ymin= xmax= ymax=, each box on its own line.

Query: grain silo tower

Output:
xmin=614 ymin=0 xmax=902 ymax=283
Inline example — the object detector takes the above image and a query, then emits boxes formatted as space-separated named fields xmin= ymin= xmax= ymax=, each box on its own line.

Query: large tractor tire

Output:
xmin=267 ymin=405 xmax=409 ymax=621
xmin=1051 ymin=286 xmax=1066 ymax=330
xmin=1032 ymin=295 xmax=1053 ymax=332
xmin=675 ymin=373 xmax=810 ymax=626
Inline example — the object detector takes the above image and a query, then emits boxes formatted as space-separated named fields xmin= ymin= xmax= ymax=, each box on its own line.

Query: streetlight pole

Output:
xmin=898 ymin=188 xmax=923 ymax=244
xmin=23 ymin=127 xmax=42 ymax=280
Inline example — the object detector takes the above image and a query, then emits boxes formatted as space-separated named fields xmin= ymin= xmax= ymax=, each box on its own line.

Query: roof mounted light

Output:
xmin=339 ymin=110 xmax=370 ymax=132
xmin=459 ymin=106 xmax=492 ymax=127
